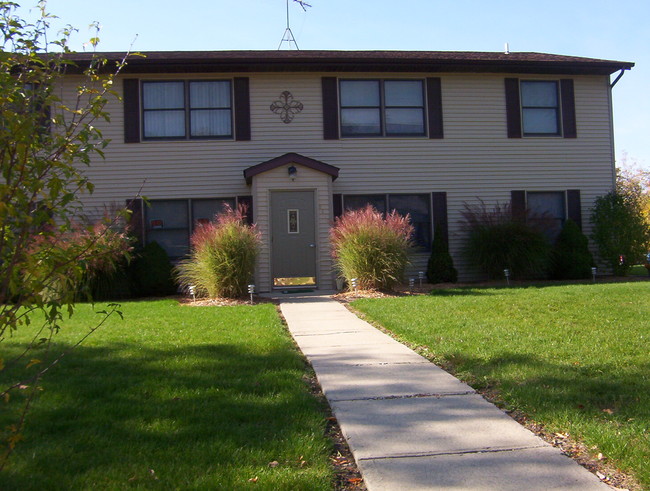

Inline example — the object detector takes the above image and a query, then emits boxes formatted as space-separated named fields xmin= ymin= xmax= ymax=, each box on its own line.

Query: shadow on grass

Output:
xmin=0 ymin=342 xmax=328 ymax=490
xmin=446 ymin=349 xmax=650 ymax=428
xmin=427 ymin=277 xmax=650 ymax=297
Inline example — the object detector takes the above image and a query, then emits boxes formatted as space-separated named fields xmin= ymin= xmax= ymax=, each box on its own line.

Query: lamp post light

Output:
xmin=591 ymin=267 xmax=597 ymax=283
xmin=350 ymin=278 xmax=358 ymax=292
xmin=189 ymin=285 xmax=196 ymax=302
xmin=503 ymin=269 xmax=511 ymax=286
xmin=247 ymin=284 xmax=255 ymax=304
xmin=418 ymin=271 xmax=424 ymax=288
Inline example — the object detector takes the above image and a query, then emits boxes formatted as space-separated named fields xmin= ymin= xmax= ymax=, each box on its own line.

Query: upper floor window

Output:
xmin=142 ymin=80 xmax=232 ymax=140
xmin=505 ymin=78 xmax=576 ymax=139
xmin=520 ymin=81 xmax=560 ymax=136
xmin=339 ymin=80 xmax=426 ymax=137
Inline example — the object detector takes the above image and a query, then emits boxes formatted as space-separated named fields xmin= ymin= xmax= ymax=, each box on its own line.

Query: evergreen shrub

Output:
xmin=426 ymin=226 xmax=458 ymax=283
xmin=550 ymin=219 xmax=594 ymax=280
xmin=130 ymin=241 xmax=177 ymax=297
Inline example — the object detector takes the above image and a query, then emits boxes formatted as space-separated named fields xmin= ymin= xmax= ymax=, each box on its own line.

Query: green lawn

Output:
xmin=0 ymin=300 xmax=333 ymax=489
xmin=351 ymin=282 xmax=650 ymax=488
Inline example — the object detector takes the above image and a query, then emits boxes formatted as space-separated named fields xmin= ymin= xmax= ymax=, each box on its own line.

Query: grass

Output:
xmin=629 ymin=264 xmax=650 ymax=276
xmin=0 ymin=300 xmax=333 ymax=490
xmin=351 ymin=281 xmax=650 ymax=488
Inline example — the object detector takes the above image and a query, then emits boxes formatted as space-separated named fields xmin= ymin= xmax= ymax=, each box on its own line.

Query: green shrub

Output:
xmin=427 ymin=226 xmax=458 ymax=283
xmin=461 ymin=201 xmax=552 ymax=280
xmin=330 ymin=205 xmax=413 ymax=290
xmin=175 ymin=205 xmax=260 ymax=298
xmin=129 ymin=241 xmax=177 ymax=297
xmin=590 ymin=191 xmax=650 ymax=276
xmin=550 ymin=219 xmax=594 ymax=280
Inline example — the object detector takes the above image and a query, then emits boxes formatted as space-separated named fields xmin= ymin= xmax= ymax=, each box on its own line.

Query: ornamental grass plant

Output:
xmin=176 ymin=205 xmax=260 ymax=298
xmin=330 ymin=204 xmax=413 ymax=290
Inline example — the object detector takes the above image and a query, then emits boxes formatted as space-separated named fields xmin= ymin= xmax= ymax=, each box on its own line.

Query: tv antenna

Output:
xmin=278 ymin=0 xmax=310 ymax=50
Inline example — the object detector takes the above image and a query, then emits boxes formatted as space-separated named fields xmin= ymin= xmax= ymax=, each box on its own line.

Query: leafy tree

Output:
xmin=0 ymin=2 xmax=130 ymax=468
xmin=590 ymin=190 xmax=650 ymax=276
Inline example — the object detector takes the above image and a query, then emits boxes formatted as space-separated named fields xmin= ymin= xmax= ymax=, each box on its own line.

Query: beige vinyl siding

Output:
xmin=68 ymin=70 xmax=616 ymax=282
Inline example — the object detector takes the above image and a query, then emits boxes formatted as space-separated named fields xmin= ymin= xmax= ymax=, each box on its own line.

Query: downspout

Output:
xmin=607 ymin=68 xmax=629 ymax=190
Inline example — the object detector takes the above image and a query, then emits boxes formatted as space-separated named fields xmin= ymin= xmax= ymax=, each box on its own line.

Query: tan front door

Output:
xmin=271 ymin=191 xmax=317 ymax=287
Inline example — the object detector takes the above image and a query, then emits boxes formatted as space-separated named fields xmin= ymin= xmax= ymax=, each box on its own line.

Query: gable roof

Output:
xmin=66 ymin=50 xmax=633 ymax=76
xmin=244 ymin=153 xmax=339 ymax=185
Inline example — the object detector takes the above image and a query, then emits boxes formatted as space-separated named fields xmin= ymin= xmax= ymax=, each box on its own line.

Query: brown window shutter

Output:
xmin=234 ymin=78 xmax=251 ymax=141
xmin=426 ymin=78 xmax=444 ymax=139
xmin=123 ymin=79 xmax=140 ymax=143
xmin=332 ymin=194 xmax=343 ymax=219
xmin=125 ymin=197 xmax=144 ymax=245
xmin=237 ymin=195 xmax=254 ymax=225
xmin=566 ymin=189 xmax=582 ymax=229
xmin=560 ymin=79 xmax=577 ymax=138
xmin=505 ymin=78 xmax=522 ymax=138
xmin=431 ymin=192 xmax=449 ymax=247
xmin=511 ymin=190 xmax=526 ymax=220
xmin=322 ymin=77 xmax=339 ymax=140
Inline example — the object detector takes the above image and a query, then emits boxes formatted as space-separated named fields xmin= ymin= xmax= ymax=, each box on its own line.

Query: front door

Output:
xmin=271 ymin=191 xmax=317 ymax=287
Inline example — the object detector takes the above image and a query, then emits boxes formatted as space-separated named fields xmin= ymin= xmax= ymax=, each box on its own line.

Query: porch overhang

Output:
xmin=244 ymin=153 xmax=339 ymax=185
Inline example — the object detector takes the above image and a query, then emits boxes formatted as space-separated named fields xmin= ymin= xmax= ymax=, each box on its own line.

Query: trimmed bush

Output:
xmin=175 ymin=205 xmax=260 ymax=298
xmin=550 ymin=219 xmax=594 ymax=280
xmin=427 ymin=226 xmax=458 ymax=283
xmin=129 ymin=241 xmax=177 ymax=297
xmin=461 ymin=201 xmax=552 ymax=280
xmin=330 ymin=205 xmax=413 ymax=291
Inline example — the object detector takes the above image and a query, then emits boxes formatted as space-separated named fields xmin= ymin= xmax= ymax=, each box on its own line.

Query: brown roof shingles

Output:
xmin=65 ymin=50 xmax=634 ymax=75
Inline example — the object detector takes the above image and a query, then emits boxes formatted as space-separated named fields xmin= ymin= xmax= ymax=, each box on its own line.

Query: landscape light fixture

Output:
xmin=189 ymin=285 xmax=196 ymax=302
xmin=591 ymin=267 xmax=597 ymax=283
xmin=503 ymin=269 xmax=511 ymax=286
xmin=350 ymin=278 xmax=358 ymax=291
xmin=248 ymin=284 xmax=255 ymax=304
xmin=288 ymin=165 xmax=297 ymax=180
xmin=418 ymin=271 xmax=424 ymax=287
xmin=409 ymin=278 xmax=415 ymax=292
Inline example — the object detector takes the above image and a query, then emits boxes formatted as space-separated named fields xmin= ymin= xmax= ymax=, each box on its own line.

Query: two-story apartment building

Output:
xmin=66 ymin=50 xmax=633 ymax=292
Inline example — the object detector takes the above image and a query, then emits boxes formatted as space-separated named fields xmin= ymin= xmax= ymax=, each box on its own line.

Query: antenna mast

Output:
xmin=278 ymin=0 xmax=303 ymax=50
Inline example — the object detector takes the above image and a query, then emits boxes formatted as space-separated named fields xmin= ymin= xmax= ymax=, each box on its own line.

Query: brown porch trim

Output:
xmin=244 ymin=152 xmax=339 ymax=185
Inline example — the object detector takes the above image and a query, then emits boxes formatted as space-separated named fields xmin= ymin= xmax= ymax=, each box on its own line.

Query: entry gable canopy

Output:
xmin=244 ymin=153 xmax=339 ymax=185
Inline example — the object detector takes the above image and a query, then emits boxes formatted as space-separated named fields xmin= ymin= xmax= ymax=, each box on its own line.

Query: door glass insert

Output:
xmin=288 ymin=209 xmax=299 ymax=234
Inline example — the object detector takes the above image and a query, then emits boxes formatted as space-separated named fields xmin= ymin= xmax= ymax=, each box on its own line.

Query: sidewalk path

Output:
xmin=279 ymin=294 xmax=610 ymax=490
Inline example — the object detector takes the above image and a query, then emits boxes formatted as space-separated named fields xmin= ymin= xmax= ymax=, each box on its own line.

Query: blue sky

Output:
xmin=20 ymin=0 xmax=649 ymax=169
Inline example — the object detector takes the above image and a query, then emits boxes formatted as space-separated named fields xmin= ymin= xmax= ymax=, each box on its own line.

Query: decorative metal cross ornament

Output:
xmin=270 ymin=91 xmax=303 ymax=123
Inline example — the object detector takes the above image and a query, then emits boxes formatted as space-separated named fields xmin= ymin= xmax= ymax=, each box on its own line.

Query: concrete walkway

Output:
xmin=278 ymin=294 xmax=610 ymax=490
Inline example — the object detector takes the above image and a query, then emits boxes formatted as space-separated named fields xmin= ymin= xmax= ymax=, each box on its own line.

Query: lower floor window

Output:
xmin=342 ymin=193 xmax=432 ymax=250
xmin=145 ymin=197 xmax=237 ymax=259
xmin=526 ymin=191 xmax=566 ymax=239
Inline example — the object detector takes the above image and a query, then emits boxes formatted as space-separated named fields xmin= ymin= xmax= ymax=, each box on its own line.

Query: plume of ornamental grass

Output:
xmin=175 ymin=204 xmax=260 ymax=299
xmin=330 ymin=204 xmax=413 ymax=291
